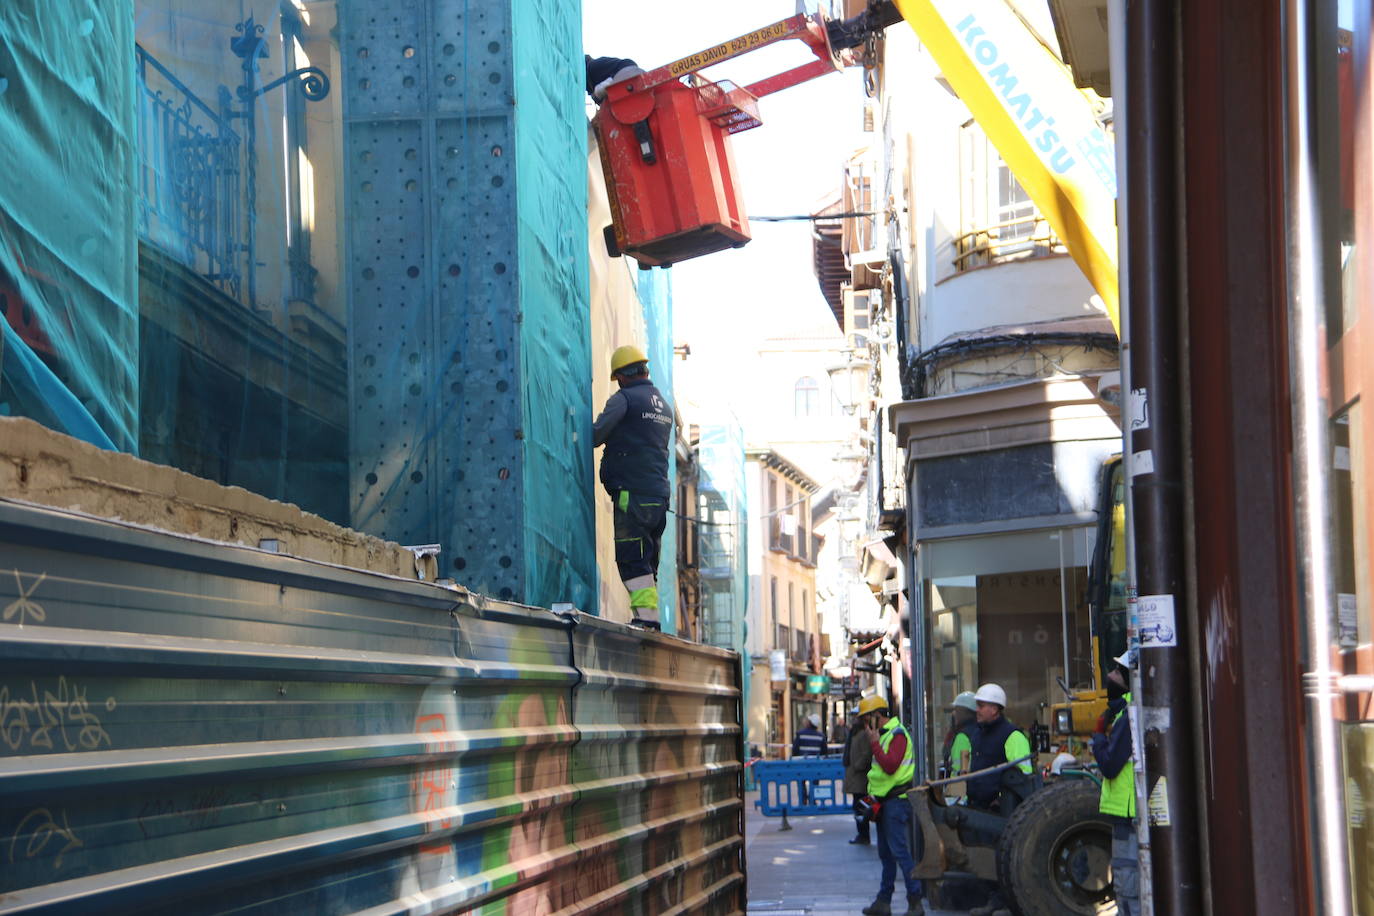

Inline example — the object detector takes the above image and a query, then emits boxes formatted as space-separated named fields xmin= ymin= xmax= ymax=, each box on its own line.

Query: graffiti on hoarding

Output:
xmin=3 ymin=569 xmax=47 ymax=625
xmin=0 ymin=677 xmax=115 ymax=753
xmin=136 ymin=789 xmax=265 ymax=839
xmin=8 ymin=808 xmax=82 ymax=871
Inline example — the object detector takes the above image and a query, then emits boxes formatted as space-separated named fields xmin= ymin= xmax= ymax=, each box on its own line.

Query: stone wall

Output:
xmin=0 ymin=417 xmax=422 ymax=579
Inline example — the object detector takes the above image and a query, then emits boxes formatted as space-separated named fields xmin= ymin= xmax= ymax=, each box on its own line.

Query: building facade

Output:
xmin=821 ymin=11 xmax=1121 ymax=766
xmin=743 ymin=449 xmax=822 ymax=758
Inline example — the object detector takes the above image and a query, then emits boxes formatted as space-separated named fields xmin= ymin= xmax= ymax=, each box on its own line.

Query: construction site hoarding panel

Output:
xmin=0 ymin=499 xmax=744 ymax=914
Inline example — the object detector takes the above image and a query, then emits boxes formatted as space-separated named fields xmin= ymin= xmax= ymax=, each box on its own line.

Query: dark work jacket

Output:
xmin=1091 ymin=695 xmax=1133 ymax=779
xmin=585 ymin=55 xmax=639 ymax=96
xmin=967 ymin=715 xmax=1018 ymax=809
xmin=597 ymin=378 xmax=671 ymax=497
xmin=792 ymin=725 xmax=826 ymax=758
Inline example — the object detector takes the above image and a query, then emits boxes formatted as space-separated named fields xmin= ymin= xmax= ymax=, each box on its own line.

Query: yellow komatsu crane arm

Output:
xmin=892 ymin=0 xmax=1120 ymax=334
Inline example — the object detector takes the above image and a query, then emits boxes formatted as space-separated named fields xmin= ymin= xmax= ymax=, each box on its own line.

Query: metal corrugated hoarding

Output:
xmin=0 ymin=500 xmax=745 ymax=914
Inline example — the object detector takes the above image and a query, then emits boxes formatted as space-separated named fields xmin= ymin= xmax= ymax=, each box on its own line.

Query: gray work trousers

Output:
xmin=1112 ymin=818 xmax=1140 ymax=916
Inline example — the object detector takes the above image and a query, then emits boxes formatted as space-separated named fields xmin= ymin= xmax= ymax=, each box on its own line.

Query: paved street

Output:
xmin=744 ymin=791 xmax=965 ymax=916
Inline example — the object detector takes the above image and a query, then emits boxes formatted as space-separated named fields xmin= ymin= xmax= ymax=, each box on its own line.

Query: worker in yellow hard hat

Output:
xmin=856 ymin=694 xmax=924 ymax=915
xmin=593 ymin=345 xmax=673 ymax=630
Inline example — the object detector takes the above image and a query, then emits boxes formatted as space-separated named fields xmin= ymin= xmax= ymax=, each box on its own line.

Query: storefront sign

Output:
xmin=804 ymin=675 xmax=830 ymax=695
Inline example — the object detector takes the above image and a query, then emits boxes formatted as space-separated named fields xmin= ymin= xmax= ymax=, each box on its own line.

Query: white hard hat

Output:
xmin=1113 ymin=648 xmax=1136 ymax=668
xmin=974 ymin=683 xmax=1007 ymax=707
xmin=808 ymin=713 xmax=821 ymax=727
xmin=951 ymin=691 xmax=978 ymax=712
xmin=1050 ymin=752 xmax=1078 ymax=775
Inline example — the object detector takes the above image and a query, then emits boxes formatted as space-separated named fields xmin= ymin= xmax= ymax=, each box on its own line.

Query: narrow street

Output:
xmin=0 ymin=0 xmax=1368 ymax=911
xmin=744 ymin=792 xmax=964 ymax=916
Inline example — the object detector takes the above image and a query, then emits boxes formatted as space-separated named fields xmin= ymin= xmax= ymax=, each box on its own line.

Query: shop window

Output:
xmin=920 ymin=528 xmax=1095 ymax=761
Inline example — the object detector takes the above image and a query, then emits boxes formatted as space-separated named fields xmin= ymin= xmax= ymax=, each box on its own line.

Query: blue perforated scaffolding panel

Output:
xmin=342 ymin=0 xmax=594 ymax=610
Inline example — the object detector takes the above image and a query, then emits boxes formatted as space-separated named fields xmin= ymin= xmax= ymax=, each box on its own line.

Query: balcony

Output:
xmin=136 ymin=44 xmax=243 ymax=302
xmin=938 ymin=214 xmax=1068 ymax=283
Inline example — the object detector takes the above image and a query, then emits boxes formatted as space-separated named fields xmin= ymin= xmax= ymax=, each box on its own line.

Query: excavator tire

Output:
xmin=994 ymin=777 xmax=1113 ymax=916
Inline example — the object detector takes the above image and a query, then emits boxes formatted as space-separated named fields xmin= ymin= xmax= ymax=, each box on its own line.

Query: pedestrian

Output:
xmin=830 ymin=715 xmax=850 ymax=753
xmin=592 ymin=345 xmax=673 ymax=630
xmin=966 ymin=683 xmax=1035 ymax=916
xmin=843 ymin=709 xmax=874 ymax=845
xmin=1092 ymin=651 xmax=1139 ymax=916
xmin=792 ymin=713 xmax=826 ymax=758
xmin=942 ymin=691 xmax=979 ymax=779
xmin=858 ymin=695 xmax=924 ymax=916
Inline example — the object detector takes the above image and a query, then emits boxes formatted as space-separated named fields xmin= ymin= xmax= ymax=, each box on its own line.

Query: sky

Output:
xmin=582 ymin=1 xmax=868 ymax=413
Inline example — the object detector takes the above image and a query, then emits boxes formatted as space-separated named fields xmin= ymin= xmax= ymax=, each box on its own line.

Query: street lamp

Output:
xmin=826 ymin=351 xmax=873 ymax=415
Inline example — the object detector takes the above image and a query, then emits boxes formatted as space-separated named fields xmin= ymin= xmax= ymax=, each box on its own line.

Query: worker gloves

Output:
xmin=593 ymin=65 xmax=646 ymax=101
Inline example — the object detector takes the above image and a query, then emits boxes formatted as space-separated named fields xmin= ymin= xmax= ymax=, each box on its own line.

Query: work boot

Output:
xmin=861 ymin=898 xmax=892 ymax=916
xmin=848 ymin=835 xmax=871 ymax=845
xmin=903 ymin=894 xmax=925 ymax=915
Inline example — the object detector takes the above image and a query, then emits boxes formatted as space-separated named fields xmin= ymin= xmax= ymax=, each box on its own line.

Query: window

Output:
xmin=997 ymin=161 xmax=1035 ymax=241
xmin=770 ymin=576 xmax=779 ymax=629
xmin=782 ymin=484 xmax=795 ymax=555
xmin=951 ymin=120 xmax=1060 ymax=277
xmin=767 ymin=474 xmax=780 ymax=549
xmin=920 ymin=528 xmax=1095 ymax=767
xmin=794 ymin=377 xmax=821 ymax=417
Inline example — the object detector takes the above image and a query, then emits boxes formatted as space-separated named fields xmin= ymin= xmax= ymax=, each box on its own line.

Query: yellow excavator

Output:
xmin=1049 ymin=455 xmax=1128 ymax=750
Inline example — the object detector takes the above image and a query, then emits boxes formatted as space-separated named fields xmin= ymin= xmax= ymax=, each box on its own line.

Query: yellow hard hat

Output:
xmin=609 ymin=344 xmax=648 ymax=378
xmin=858 ymin=695 xmax=888 ymax=716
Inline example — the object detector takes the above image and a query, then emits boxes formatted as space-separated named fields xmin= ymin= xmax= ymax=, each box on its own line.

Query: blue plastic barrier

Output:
xmin=753 ymin=757 xmax=850 ymax=816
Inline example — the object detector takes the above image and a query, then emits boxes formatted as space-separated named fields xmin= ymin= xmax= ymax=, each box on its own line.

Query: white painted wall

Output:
xmin=879 ymin=25 xmax=1110 ymax=360
xmin=923 ymin=257 xmax=1100 ymax=347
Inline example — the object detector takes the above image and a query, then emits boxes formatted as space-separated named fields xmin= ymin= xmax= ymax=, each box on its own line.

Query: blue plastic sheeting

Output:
xmin=0 ymin=321 xmax=115 ymax=450
xmin=696 ymin=417 xmax=749 ymax=652
xmin=637 ymin=268 xmax=678 ymax=631
xmin=0 ymin=0 xmax=139 ymax=451
xmin=695 ymin=416 xmax=749 ymax=740
xmin=513 ymin=0 xmax=597 ymax=613
xmin=752 ymin=757 xmax=851 ymax=816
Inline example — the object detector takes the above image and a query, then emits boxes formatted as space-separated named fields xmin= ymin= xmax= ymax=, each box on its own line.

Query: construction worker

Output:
xmin=792 ymin=711 xmax=827 ymax=805
xmin=1092 ymin=651 xmax=1139 ymax=915
xmin=585 ymin=55 xmax=644 ymax=100
xmin=965 ymin=683 xmax=1035 ymax=815
xmin=844 ymin=708 xmax=874 ymax=845
xmin=592 ymin=345 xmax=673 ymax=630
xmin=792 ymin=713 xmax=826 ymax=758
xmin=943 ymin=691 xmax=979 ymax=778
xmin=965 ymin=683 xmax=1034 ymax=916
xmin=858 ymin=694 xmax=924 ymax=916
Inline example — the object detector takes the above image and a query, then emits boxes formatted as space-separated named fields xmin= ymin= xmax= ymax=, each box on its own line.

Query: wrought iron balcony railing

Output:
xmin=938 ymin=214 xmax=1068 ymax=282
xmin=135 ymin=44 xmax=243 ymax=301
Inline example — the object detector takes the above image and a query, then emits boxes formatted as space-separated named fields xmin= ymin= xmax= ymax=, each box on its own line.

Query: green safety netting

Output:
xmin=1 ymin=0 xmax=606 ymax=613
xmin=0 ymin=0 xmax=138 ymax=451
xmin=636 ymin=268 xmax=677 ymax=631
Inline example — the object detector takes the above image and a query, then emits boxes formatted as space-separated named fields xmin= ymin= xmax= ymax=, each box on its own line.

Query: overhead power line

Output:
xmin=750 ymin=211 xmax=876 ymax=222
